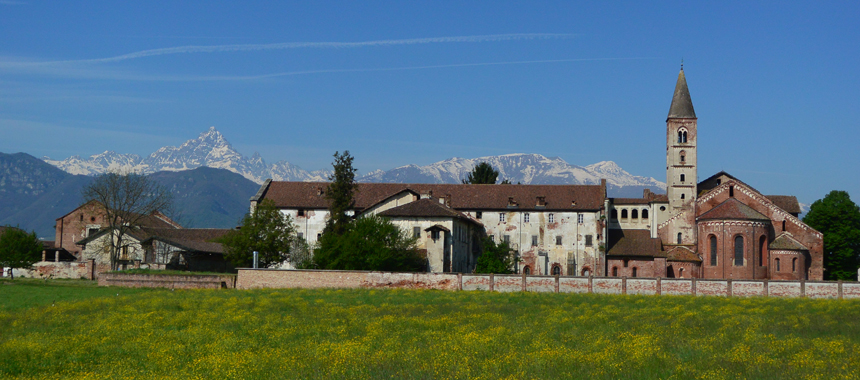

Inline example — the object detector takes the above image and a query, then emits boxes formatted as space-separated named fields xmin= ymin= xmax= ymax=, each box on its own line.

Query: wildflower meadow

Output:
xmin=1 ymin=278 xmax=858 ymax=379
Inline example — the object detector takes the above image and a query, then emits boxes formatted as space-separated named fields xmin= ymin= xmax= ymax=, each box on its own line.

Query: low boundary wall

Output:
xmin=98 ymin=273 xmax=237 ymax=289
xmin=237 ymin=269 xmax=860 ymax=299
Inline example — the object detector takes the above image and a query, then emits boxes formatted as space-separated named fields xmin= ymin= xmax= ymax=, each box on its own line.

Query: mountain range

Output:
xmin=43 ymin=127 xmax=666 ymax=196
xmin=0 ymin=152 xmax=259 ymax=239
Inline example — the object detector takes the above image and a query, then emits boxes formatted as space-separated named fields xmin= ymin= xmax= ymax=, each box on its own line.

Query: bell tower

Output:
xmin=666 ymin=66 xmax=698 ymax=244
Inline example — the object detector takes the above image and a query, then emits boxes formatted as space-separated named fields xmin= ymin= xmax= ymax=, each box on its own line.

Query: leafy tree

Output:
xmin=81 ymin=172 xmax=174 ymax=270
xmin=475 ymin=237 xmax=516 ymax=274
xmin=0 ymin=228 xmax=43 ymax=279
xmin=325 ymin=151 xmax=358 ymax=236
xmin=462 ymin=162 xmax=510 ymax=184
xmin=803 ymin=190 xmax=860 ymax=280
xmin=218 ymin=199 xmax=297 ymax=269
xmin=313 ymin=215 xmax=425 ymax=272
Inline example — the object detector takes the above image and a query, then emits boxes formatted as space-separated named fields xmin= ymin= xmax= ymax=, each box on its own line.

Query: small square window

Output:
xmin=476 ymin=211 xmax=482 ymax=219
xmin=585 ymin=235 xmax=593 ymax=247
xmin=413 ymin=227 xmax=421 ymax=239
xmin=531 ymin=235 xmax=538 ymax=246
xmin=431 ymin=230 xmax=440 ymax=240
xmin=548 ymin=214 xmax=554 ymax=223
xmin=524 ymin=213 xmax=530 ymax=223
xmin=499 ymin=213 xmax=505 ymax=223
xmin=298 ymin=209 xmax=305 ymax=217
xmin=577 ymin=214 xmax=584 ymax=223
xmin=297 ymin=232 xmax=304 ymax=240
xmin=503 ymin=235 xmax=510 ymax=244
xmin=555 ymin=236 xmax=562 ymax=245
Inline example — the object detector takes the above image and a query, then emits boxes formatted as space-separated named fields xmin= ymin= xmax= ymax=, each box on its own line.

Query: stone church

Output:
xmin=605 ymin=68 xmax=824 ymax=281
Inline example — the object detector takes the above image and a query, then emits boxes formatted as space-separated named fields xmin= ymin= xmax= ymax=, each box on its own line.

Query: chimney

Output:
xmin=316 ymin=187 xmax=324 ymax=196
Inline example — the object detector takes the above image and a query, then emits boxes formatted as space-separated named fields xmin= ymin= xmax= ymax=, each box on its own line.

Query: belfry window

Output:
xmin=677 ymin=233 xmax=682 ymax=244
xmin=681 ymin=193 xmax=685 ymax=200
xmin=680 ymin=152 xmax=686 ymax=162
xmin=678 ymin=128 xmax=688 ymax=143
xmin=680 ymin=174 xmax=686 ymax=182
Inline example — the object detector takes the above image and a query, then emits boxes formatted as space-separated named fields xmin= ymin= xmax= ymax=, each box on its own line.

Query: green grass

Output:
xmin=1 ymin=279 xmax=859 ymax=379
xmin=0 ymin=278 xmax=156 ymax=312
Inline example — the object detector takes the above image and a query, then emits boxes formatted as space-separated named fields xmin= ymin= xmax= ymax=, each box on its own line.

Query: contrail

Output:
xmin=184 ymin=57 xmax=656 ymax=82
xmin=36 ymin=33 xmax=577 ymax=65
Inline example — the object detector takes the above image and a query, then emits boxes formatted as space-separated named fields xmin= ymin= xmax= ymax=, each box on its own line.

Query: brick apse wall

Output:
xmin=237 ymin=269 xmax=860 ymax=300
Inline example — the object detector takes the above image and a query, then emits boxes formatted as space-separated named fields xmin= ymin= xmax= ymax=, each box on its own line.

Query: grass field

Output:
xmin=1 ymin=278 xmax=859 ymax=379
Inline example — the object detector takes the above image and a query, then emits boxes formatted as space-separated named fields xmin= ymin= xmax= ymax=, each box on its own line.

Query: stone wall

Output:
xmin=237 ymin=269 xmax=860 ymax=300
xmin=98 ymin=273 xmax=237 ymax=289
xmin=9 ymin=261 xmax=95 ymax=280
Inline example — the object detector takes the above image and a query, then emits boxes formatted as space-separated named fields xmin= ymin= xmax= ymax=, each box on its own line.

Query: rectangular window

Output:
xmin=503 ymin=235 xmax=510 ymax=244
xmin=585 ymin=235 xmax=593 ymax=247
xmin=499 ymin=213 xmax=505 ymax=223
xmin=548 ymin=213 xmax=554 ymax=223
xmin=577 ymin=214 xmax=584 ymax=223
xmin=87 ymin=228 xmax=99 ymax=237
xmin=556 ymin=236 xmax=562 ymax=245
xmin=297 ymin=232 xmax=304 ymax=241
xmin=531 ymin=235 xmax=538 ymax=246
xmin=431 ymin=230 xmax=440 ymax=240
xmin=413 ymin=227 xmax=421 ymax=239
xmin=476 ymin=211 xmax=482 ymax=219
xmin=490 ymin=235 xmax=495 ymax=242
xmin=317 ymin=233 xmax=321 ymax=240
xmin=524 ymin=213 xmax=530 ymax=223
xmin=298 ymin=209 xmax=305 ymax=217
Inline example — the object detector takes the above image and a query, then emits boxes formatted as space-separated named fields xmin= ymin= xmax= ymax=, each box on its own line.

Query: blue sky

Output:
xmin=1 ymin=1 xmax=858 ymax=206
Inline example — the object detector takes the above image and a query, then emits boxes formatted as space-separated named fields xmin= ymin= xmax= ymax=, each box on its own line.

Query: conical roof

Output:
xmin=667 ymin=68 xmax=696 ymax=119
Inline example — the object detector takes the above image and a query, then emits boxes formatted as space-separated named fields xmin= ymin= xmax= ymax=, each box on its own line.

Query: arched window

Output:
xmin=632 ymin=267 xmax=638 ymax=277
xmin=551 ymin=265 xmax=561 ymax=276
xmin=759 ymin=236 xmax=767 ymax=267
xmin=710 ymin=235 xmax=717 ymax=266
xmin=679 ymin=268 xmax=685 ymax=278
xmin=632 ymin=209 xmax=639 ymax=219
xmin=611 ymin=209 xmax=618 ymax=220
xmin=792 ymin=258 xmax=797 ymax=272
xmin=677 ymin=233 xmax=683 ymax=244
xmin=734 ymin=236 xmax=744 ymax=266
xmin=683 ymin=131 xmax=688 ymax=142
xmin=681 ymin=193 xmax=686 ymax=200
xmin=581 ymin=267 xmax=591 ymax=277
xmin=523 ymin=266 xmax=531 ymax=275
xmin=678 ymin=130 xmax=684 ymax=143
xmin=612 ymin=267 xmax=618 ymax=277
xmin=680 ymin=174 xmax=686 ymax=182
xmin=775 ymin=258 xmax=780 ymax=272
xmin=621 ymin=209 xmax=628 ymax=219
xmin=642 ymin=209 xmax=649 ymax=219
xmin=680 ymin=150 xmax=686 ymax=162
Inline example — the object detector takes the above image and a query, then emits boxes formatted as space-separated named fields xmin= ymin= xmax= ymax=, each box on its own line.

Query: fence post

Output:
xmin=588 ymin=275 xmax=593 ymax=294
xmin=622 ymin=276 xmax=627 ymax=295
xmin=458 ymin=273 xmax=463 ymax=291
xmin=656 ymin=277 xmax=662 ymax=296
xmin=522 ymin=272 xmax=527 ymax=292
xmin=489 ymin=273 xmax=494 ymax=292
xmin=764 ymin=279 xmax=769 ymax=297
xmin=838 ymin=280 xmax=843 ymax=300
xmin=691 ymin=278 xmax=697 ymax=296
xmin=555 ymin=274 xmax=560 ymax=293
xmin=801 ymin=280 xmax=806 ymax=298
xmin=727 ymin=279 xmax=733 ymax=297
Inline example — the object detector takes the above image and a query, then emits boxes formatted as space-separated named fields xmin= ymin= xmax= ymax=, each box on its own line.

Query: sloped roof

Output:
xmin=611 ymin=198 xmax=651 ymax=205
xmin=665 ymin=246 xmax=702 ymax=262
xmin=606 ymin=229 xmax=665 ymax=258
xmin=698 ymin=198 xmax=770 ymax=221
xmin=378 ymin=198 xmax=483 ymax=227
xmin=769 ymin=233 xmax=808 ymax=251
xmin=260 ymin=181 xmax=605 ymax=211
xmin=765 ymin=195 xmax=801 ymax=214
xmin=667 ymin=68 xmax=696 ymax=119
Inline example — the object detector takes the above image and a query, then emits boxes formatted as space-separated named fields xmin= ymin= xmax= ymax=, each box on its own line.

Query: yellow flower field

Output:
xmin=1 ymin=281 xmax=858 ymax=379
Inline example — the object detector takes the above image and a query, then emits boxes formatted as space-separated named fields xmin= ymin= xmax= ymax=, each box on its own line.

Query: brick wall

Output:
xmin=236 ymin=269 xmax=860 ymax=300
xmin=98 ymin=273 xmax=236 ymax=289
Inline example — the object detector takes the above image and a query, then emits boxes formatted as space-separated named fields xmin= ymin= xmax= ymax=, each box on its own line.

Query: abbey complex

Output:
xmin=251 ymin=68 xmax=823 ymax=281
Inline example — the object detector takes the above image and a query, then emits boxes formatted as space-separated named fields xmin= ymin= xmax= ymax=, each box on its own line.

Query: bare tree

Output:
xmin=81 ymin=172 xmax=175 ymax=270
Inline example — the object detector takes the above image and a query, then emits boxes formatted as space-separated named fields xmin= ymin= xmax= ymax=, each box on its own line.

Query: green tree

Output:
xmin=218 ymin=199 xmax=297 ymax=269
xmin=325 ymin=151 xmax=358 ymax=236
xmin=475 ymin=237 xmax=516 ymax=274
xmin=463 ymin=162 xmax=510 ymax=184
xmin=313 ymin=215 xmax=425 ymax=272
xmin=803 ymin=190 xmax=860 ymax=280
xmin=0 ymin=228 xmax=43 ymax=279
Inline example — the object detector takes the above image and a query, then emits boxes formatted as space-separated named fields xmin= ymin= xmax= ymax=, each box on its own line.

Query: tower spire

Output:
xmin=667 ymin=68 xmax=696 ymax=119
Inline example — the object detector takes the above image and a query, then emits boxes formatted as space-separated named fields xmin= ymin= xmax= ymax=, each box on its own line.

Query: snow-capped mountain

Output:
xmin=357 ymin=153 xmax=666 ymax=189
xmin=43 ymin=127 xmax=328 ymax=183
xmin=42 ymin=128 xmax=665 ymax=196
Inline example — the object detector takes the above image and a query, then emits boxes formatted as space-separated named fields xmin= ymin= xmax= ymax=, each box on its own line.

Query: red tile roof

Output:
xmin=698 ymin=198 xmax=770 ymax=221
xmin=259 ymin=181 xmax=605 ymax=212
xmin=377 ymin=198 xmax=481 ymax=226
xmin=769 ymin=233 xmax=808 ymax=251
xmin=665 ymin=246 xmax=702 ymax=262
xmin=765 ymin=195 xmax=801 ymax=215
xmin=606 ymin=229 xmax=665 ymax=258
